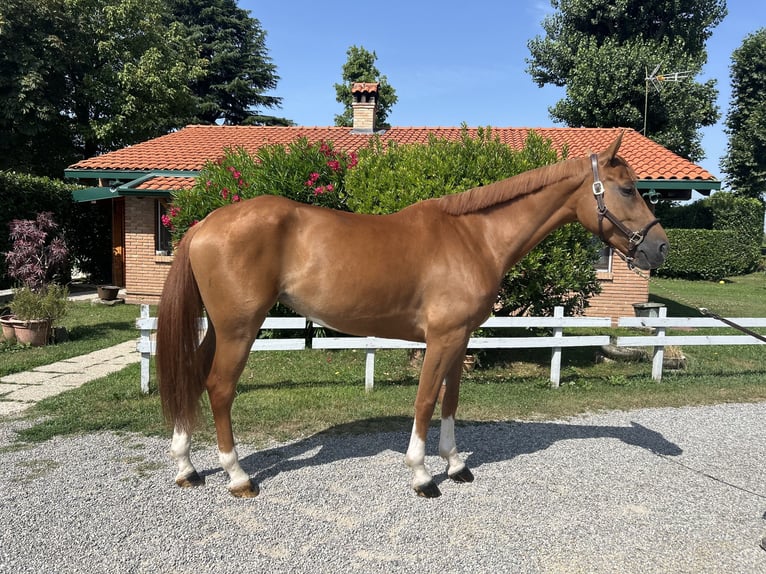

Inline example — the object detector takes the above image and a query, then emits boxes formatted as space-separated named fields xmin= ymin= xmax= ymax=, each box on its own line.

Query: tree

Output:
xmin=334 ymin=46 xmax=397 ymax=129
xmin=720 ymin=28 xmax=766 ymax=201
xmin=169 ymin=0 xmax=285 ymax=125
xmin=526 ymin=0 xmax=726 ymax=161
xmin=0 ymin=0 xmax=205 ymax=175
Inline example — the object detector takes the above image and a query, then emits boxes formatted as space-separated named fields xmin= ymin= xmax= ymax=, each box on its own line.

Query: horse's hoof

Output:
xmin=414 ymin=481 xmax=441 ymax=498
xmin=175 ymin=470 xmax=204 ymax=488
xmin=229 ymin=479 xmax=260 ymax=498
xmin=449 ymin=466 xmax=474 ymax=483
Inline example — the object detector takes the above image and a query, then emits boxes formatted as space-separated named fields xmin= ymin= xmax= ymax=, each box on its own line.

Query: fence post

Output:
xmin=651 ymin=306 xmax=667 ymax=382
xmin=139 ymin=304 xmax=151 ymax=394
xmin=550 ymin=306 xmax=564 ymax=388
xmin=365 ymin=338 xmax=376 ymax=392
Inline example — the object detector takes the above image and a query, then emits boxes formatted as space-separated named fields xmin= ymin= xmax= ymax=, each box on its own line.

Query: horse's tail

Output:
xmin=156 ymin=227 xmax=214 ymax=433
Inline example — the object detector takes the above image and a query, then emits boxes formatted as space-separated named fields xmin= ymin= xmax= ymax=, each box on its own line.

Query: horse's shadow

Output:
xmin=234 ymin=417 xmax=682 ymax=485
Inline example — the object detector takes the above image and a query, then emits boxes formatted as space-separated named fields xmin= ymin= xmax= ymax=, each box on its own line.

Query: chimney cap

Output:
xmin=351 ymin=82 xmax=379 ymax=94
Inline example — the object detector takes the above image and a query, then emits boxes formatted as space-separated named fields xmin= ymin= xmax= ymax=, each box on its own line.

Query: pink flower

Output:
xmin=232 ymin=194 xmax=241 ymax=202
xmin=313 ymin=186 xmax=326 ymax=195
xmin=169 ymin=206 xmax=180 ymax=217
xmin=327 ymin=160 xmax=341 ymax=172
xmin=160 ymin=214 xmax=173 ymax=229
xmin=326 ymin=184 xmax=334 ymax=192
xmin=205 ymin=180 xmax=212 ymax=188
xmin=348 ymin=152 xmax=358 ymax=169
xmin=221 ymin=188 xmax=229 ymax=199
xmin=305 ymin=172 xmax=321 ymax=187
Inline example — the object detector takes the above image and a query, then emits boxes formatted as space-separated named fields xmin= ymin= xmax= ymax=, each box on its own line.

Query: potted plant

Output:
xmin=9 ymin=285 xmax=69 ymax=345
xmin=3 ymin=212 xmax=69 ymax=346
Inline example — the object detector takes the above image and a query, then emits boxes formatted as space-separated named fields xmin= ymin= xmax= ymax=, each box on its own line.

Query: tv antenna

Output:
xmin=643 ymin=64 xmax=693 ymax=135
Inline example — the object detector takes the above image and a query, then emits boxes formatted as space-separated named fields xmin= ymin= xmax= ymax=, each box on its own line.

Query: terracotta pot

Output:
xmin=1 ymin=315 xmax=19 ymax=342
xmin=98 ymin=285 xmax=120 ymax=301
xmin=13 ymin=319 xmax=51 ymax=347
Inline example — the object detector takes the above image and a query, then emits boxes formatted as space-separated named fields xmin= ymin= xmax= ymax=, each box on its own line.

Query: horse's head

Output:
xmin=576 ymin=134 xmax=669 ymax=270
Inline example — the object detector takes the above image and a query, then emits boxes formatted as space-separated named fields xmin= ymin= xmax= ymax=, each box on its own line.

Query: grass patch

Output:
xmin=10 ymin=273 xmax=766 ymax=446
xmin=0 ymin=300 xmax=141 ymax=377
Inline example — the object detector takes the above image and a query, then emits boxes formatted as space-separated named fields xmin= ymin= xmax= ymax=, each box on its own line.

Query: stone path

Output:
xmin=0 ymin=339 xmax=139 ymax=416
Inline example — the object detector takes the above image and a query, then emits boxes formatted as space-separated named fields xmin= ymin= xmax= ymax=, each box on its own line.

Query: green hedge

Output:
xmin=655 ymin=192 xmax=764 ymax=280
xmin=0 ymin=171 xmax=112 ymax=288
xmin=656 ymin=228 xmax=760 ymax=280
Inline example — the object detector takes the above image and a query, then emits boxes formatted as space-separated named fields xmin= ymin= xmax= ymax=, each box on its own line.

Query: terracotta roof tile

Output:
xmin=69 ymin=125 xmax=716 ymax=182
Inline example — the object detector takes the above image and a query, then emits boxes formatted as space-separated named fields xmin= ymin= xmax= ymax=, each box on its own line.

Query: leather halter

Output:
xmin=590 ymin=154 xmax=660 ymax=269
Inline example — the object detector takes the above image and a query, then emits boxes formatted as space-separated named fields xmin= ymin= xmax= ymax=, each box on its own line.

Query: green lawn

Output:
xmin=8 ymin=273 xmax=766 ymax=446
xmin=0 ymin=300 xmax=142 ymax=377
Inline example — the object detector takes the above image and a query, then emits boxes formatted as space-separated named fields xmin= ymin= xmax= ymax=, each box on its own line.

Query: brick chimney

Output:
xmin=351 ymin=82 xmax=379 ymax=133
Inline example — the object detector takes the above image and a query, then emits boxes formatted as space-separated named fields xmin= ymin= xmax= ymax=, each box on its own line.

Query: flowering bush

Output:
xmin=165 ymin=139 xmax=358 ymax=243
xmin=4 ymin=212 xmax=69 ymax=291
xmin=4 ymin=212 xmax=69 ymax=326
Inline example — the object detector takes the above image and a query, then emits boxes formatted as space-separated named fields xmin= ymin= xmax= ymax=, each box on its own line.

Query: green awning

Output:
xmin=72 ymin=187 xmax=121 ymax=202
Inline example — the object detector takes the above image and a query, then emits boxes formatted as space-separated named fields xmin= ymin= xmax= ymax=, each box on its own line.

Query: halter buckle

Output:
xmin=628 ymin=231 xmax=644 ymax=246
xmin=592 ymin=181 xmax=605 ymax=196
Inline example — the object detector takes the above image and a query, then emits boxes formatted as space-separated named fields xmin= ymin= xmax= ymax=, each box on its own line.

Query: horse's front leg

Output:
xmin=438 ymin=358 xmax=474 ymax=483
xmin=405 ymin=339 xmax=468 ymax=497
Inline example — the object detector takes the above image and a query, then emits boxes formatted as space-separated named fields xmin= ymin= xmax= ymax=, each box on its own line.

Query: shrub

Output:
xmin=165 ymin=140 xmax=357 ymax=243
xmin=10 ymin=284 xmax=69 ymax=323
xmin=656 ymin=228 xmax=757 ymax=280
xmin=4 ymin=212 xmax=68 ymax=290
xmin=655 ymin=191 xmax=764 ymax=279
xmin=0 ymin=171 xmax=111 ymax=287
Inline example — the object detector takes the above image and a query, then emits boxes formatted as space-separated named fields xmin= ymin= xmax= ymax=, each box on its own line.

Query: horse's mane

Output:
xmin=436 ymin=155 xmax=586 ymax=216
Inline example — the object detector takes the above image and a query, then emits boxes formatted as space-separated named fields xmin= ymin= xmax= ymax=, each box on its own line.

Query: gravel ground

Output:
xmin=2 ymin=402 xmax=766 ymax=574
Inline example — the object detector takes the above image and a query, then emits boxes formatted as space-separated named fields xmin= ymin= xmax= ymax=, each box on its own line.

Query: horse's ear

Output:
xmin=604 ymin=131 xmax=624 ymax=161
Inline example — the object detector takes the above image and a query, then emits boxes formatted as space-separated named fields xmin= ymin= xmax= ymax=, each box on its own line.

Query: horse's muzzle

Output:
xmin=633 ymin=237 xmax=669 ymax=270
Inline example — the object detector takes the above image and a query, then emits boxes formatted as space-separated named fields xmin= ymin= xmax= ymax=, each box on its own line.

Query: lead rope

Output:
xmin=645 ymin=275 xmax=766 ymax=342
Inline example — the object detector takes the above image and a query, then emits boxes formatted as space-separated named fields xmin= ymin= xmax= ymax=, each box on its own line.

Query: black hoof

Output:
xmin=449 ymin=466 xmax=474 ymax=483
xmin=176 ymin=470 xmax=204 ymax=488
xmin=414 ymin=481 xmax=442 ymax=498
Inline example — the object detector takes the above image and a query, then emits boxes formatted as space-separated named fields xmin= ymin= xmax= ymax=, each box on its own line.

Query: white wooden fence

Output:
xmin=614 ymin=306 xmax=766 ymax=382
xmin=136 ymin=304 xmax=766 ymax=393
xmin=136 ymin=305 xmax=610 ymax=393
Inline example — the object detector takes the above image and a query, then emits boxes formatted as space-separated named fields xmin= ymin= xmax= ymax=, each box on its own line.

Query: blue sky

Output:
xmin=247 ymin=1 xmax=765 ymax=184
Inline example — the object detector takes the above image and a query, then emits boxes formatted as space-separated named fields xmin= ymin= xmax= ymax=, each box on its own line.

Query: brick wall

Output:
xmin=588 ymin=251 xmax=649 ymax=323
xmin=124 ymin=197 xmax=171 ymax=305
xmin=122 ymin=200 xmax=649 ymax=316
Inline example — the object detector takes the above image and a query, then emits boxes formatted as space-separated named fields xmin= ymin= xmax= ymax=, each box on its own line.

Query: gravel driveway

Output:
xmin=2 ymin=401 xmax=765 ymax=573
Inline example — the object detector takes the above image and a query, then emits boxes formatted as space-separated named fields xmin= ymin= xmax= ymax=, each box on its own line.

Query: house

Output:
xmin=65 ymin=83 xmax=719 ymax=318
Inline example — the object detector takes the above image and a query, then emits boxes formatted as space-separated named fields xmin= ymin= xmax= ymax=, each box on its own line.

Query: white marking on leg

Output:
xmin=439 ymin=416 xmax=465 ymax=476
xmin=404 ymin=420 xmax=432 ymax=490
xmin=218 ymin=447 xmax=250 ymax=491
xmin=169 ymin=426 xmax=197 ymax=483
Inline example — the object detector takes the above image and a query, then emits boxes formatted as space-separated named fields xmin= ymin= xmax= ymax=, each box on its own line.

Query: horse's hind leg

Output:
xmin=170 ymin=426 xmax=204 ymax=487
xmin=170 ymin=329 xmax=215 ymax=488
xmin=207 ymin=334 xmax=260 ymax=498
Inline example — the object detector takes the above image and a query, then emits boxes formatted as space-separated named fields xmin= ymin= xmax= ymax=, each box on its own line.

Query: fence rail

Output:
xmin=136 ymin=305 xmax=610 ymax=393
xmin=136 ymin=305 xmax=766 ymax=393
xmin=614 ymin=306 xmax=766 ymax=381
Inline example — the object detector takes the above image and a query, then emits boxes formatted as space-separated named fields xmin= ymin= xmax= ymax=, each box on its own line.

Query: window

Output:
xmin=594 ymin=245 xmax=612 ymax=272
xmin=156 ymin=200 xmax=173 ymax=256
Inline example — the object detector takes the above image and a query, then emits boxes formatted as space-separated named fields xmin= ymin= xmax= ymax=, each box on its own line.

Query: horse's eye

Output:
xmin=619 ymin=186 xmax=634 ymax=197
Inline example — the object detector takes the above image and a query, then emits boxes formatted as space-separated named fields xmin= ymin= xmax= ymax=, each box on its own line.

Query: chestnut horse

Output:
xmin=156 ymin=134 xmax=668 ymax=498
